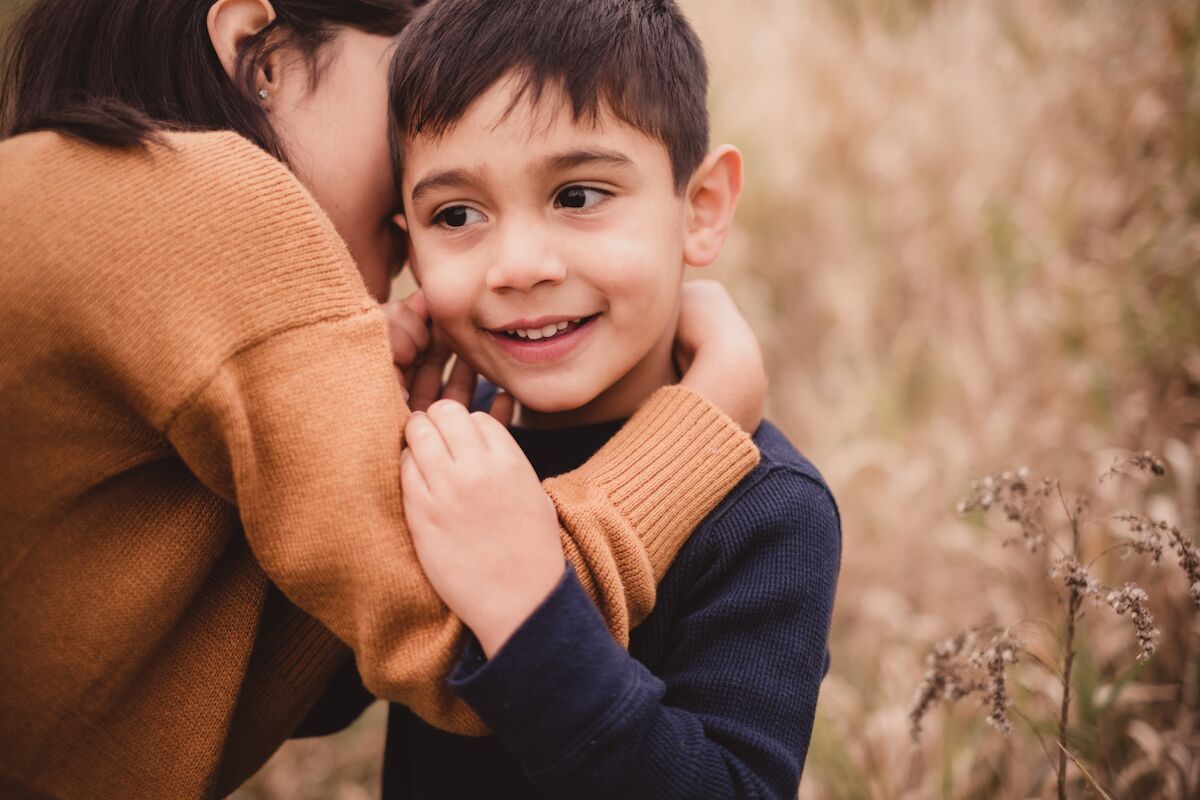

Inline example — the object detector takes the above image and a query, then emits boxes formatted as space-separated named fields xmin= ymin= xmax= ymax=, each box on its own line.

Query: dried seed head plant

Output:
xmin=911 ymin=452 xmax=1199 ymax=800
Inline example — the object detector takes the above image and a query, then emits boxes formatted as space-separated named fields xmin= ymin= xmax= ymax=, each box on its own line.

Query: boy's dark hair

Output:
xmin=388 ymin=0 xmax=709 ymax=192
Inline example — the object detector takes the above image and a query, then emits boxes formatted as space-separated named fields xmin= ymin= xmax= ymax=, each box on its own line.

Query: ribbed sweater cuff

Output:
xmin=567 ymin=385 xmax=760 ymax=578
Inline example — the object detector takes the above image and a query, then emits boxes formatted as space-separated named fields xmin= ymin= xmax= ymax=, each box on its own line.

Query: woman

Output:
xmin=0 ymin=0 xmax=766 ymax=797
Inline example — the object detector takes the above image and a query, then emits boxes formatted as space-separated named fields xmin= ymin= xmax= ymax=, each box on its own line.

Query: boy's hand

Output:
xmin=401 ymin=399 xmax=562 ymax=657
xmin=675 ymin=280 xmax=767 ymax=433
xmin=383 ymin=290 xmax=431 ymax=398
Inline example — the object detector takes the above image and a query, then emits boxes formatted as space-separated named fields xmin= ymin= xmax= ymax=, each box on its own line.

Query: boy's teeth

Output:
xmin=505 ymin=317 xmax=590 ymax=341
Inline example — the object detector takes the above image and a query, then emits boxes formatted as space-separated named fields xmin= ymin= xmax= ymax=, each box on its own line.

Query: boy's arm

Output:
xmin=445 ymin=468 xmax=842 ymax=799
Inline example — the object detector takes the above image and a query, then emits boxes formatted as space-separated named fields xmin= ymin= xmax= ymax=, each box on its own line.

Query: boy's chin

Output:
xmin=500 ymin=380 xmax=604 ymax=417
xmin=511 ymin=390 xmax=598 ymax=415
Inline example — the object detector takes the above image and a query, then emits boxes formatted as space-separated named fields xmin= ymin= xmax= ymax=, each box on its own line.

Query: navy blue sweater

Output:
xmin=297 ymin=417 xmax=840 ymax=798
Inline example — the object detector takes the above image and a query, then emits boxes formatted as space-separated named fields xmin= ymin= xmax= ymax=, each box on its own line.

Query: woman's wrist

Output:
xmin=675 ymin=280 xmax=766 ymax=433
xmin=679 ymin=339 xmax=766 ymax=433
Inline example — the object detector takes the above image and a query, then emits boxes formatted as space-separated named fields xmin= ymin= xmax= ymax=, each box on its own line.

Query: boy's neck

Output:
xmin=514 ymin=321 xmax=680 ymax=430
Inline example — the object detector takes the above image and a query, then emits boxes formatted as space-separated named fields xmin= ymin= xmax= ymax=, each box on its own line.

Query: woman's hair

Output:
xmin=0 ymin=0 xmax=418 ymax=163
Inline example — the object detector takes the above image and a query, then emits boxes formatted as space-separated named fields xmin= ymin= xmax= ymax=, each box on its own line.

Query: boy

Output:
xmin=327 ymin=0 xmax=840 ymax=796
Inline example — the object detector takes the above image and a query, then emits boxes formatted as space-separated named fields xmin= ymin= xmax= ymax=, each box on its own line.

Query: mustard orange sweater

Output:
xmin=0 ymin=131 xmax=759 ymax=799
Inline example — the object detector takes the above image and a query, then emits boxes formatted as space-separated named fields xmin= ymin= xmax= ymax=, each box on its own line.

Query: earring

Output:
xmin=258 ymin=89 xmax=269 ymax=100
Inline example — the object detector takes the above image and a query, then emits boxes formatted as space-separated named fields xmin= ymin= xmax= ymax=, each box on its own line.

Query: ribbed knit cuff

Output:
xmin=563 ymin=385 xmax=760 ymax=579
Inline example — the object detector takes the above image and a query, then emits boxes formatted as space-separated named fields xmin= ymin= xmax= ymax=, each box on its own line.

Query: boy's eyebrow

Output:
xmin=409 ymin=167 xmax=487 ymax=205
xmin=541 ymin=147 xmax=634 ymax=173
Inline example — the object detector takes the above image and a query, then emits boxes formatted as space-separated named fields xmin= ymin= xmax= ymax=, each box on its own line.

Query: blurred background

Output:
xmin=4 ymin=0 xmax=1197 ymax=796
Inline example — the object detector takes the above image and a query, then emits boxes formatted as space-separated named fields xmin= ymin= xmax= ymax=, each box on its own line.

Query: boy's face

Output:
xmin=399 ymin=75 xmax=689 ymax=425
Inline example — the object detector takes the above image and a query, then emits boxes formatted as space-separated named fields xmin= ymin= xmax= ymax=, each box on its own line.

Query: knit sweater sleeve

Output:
xmin=447 ymin=468 xmax=842 ymax=797
xmin=31 ymin=132 xmax=764 ymax=733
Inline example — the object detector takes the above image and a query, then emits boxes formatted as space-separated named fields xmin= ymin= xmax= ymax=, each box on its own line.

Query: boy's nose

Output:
xmin=485 ymin=223 xmax=567 ymax=293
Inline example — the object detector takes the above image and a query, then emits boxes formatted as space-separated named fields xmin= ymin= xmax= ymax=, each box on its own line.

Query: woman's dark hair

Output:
xmin=0 ymin=0 xmax=418 ymax=163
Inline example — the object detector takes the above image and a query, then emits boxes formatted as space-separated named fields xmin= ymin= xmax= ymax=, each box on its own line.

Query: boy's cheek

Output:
xmin=421 ymin=278 xmax=480 ymax=345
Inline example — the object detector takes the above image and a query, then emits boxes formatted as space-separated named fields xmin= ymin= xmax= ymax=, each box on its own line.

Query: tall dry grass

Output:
xmin=683 ymin=1 xmax=1200 ymax=796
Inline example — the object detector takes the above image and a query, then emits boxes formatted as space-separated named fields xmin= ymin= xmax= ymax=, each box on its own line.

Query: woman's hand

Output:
xmin=401 ymin=400 xmax=563 ymax=657
xmin=382 ymin=290 xmax=431 ymax=401
xmin=675 ymin=280 xmax=767 ymax=433
xmin=383 ymin=291 xmax=516 ymax=421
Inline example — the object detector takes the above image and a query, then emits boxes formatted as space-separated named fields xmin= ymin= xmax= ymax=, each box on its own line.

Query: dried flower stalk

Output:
xmin=1106 ymin=583 xmax=1160 ymax=662
xmin=912 ymin=452 xmax=1198 ymax=800
xmin=909 ymin=629 xmax=1018 ymax=740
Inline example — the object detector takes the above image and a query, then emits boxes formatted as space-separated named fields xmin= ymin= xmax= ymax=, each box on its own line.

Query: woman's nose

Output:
xmin=485 ymin=222 xmax=567 ymax=293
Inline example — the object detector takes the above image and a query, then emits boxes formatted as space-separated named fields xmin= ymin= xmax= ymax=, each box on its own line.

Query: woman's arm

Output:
xmin=674 ymin=279 xmax=767 ymax=435
xmin=85 ymin=131 xmax=765 ymax=735
xmin=169 ymin=309 xmax=759 ymax=734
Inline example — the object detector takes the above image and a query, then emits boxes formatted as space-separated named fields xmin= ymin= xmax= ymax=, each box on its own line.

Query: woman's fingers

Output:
xmin=440 ymin=356 xmax=478 ymax=408
xmin=676 ymin=279 xmax=766 ymax=433
xmin=407 ymin=333 xmax=453 ymax=412
xmin=488 ymin=390 xmax=515 ymax=426
xmin=401 ymin=288 xmax=428 ymax=319
xmin=384 ymin=292 xmax=432 ymax=368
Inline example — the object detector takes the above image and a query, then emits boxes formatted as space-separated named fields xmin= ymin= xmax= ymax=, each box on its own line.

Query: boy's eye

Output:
xmin=555 ymin=186 xmax=610 ymax=210
xmin=434 ymin=206 xmax=485 ymax=228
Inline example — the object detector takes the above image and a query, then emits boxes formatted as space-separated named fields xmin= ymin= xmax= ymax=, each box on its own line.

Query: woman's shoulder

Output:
xmin=0 ymin=128 xmax=366 ymax=312
xmin=0 ymin=129 xmax=377 ymax=414
xmin=1 ymin=129 xmax=323 ymax=228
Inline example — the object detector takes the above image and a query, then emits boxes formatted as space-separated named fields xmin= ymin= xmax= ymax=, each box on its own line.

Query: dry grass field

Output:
xmin=239 ymin=2 xmax=1200 ymax=797
xmin=4 ymin=0 xmax=1197 ymax=796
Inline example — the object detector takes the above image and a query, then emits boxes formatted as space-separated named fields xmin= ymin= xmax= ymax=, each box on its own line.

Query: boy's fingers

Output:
xmin=440 ymin=356 xmax=478 ymax=408
xmin=399 ymin=447 xmax=429 ymax=498
xmin=404 ymin=411 xmax=453 ymax=476
xmin=488 ymin=390 xmax=515 ymax=426
xmin=426 ymin=398 xmax=486 ymax=459
xmin=472 ymin=410 xmax=518 ymax=453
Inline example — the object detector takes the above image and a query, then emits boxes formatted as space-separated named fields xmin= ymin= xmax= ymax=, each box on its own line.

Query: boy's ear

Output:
xmin=392 ymin=212 xmax=409 ymax=233
xmin=207 ymin=0 xmax=278 ymax=93
xmin=682 ymin=145 xmax=743 ymax=268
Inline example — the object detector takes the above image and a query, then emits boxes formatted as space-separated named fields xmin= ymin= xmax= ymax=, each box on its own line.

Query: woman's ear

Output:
xmin=207 ymin=0 xmax=277 ymax=88
xmin=682 ymin=145 xmax=744 ymax=268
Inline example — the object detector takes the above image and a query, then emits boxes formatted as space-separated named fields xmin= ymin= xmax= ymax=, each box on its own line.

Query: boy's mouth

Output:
xmin=484 ymin=314 xmax=601 ymax=364
xmin=488 ymin=314 xmax=600 ymax=343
